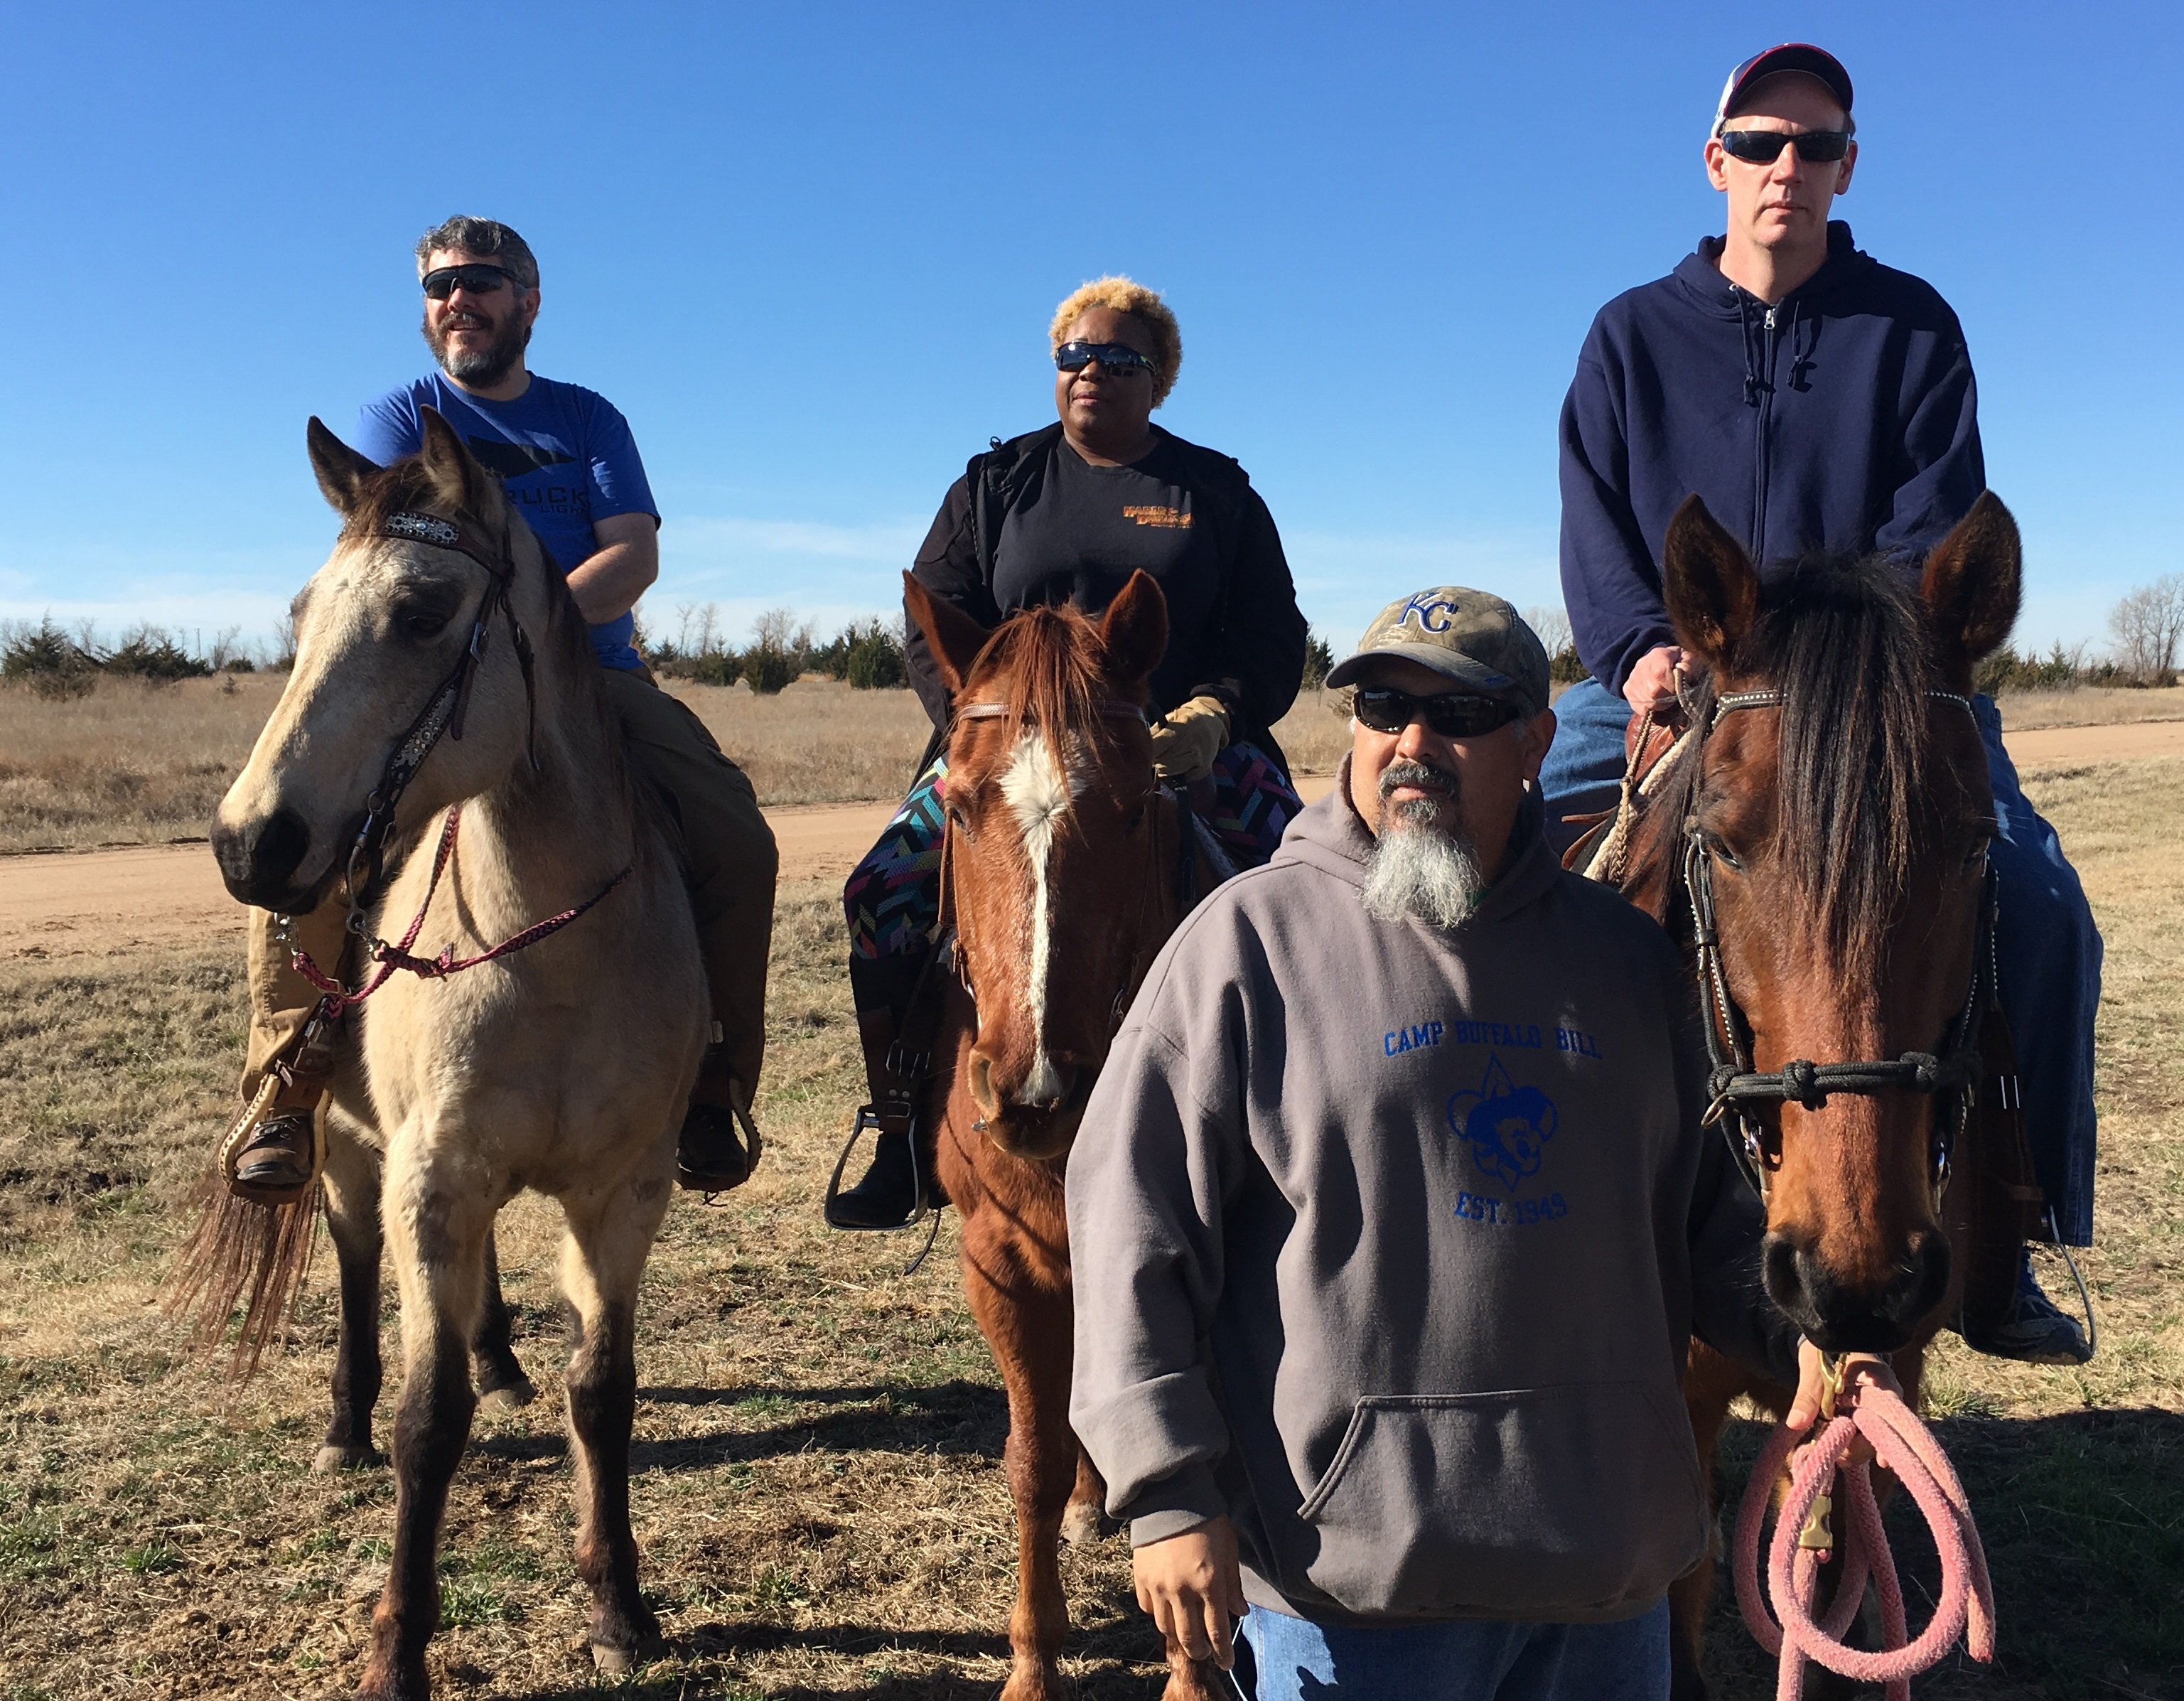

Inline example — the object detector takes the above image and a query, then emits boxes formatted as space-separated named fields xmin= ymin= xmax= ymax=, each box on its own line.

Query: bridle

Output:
xmin=943 ymin=698 xmax=1181 ymax=1041
xmin=1682 ymin=688 xmax=1996 ymax=1208
xmin=286 ymin=506 xmax=628 ymax=1019
xmin=335 ymin=508 xmax=540 ymax=936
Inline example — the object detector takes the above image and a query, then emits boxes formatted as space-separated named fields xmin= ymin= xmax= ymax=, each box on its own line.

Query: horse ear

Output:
xmin=1664 ymin=495 xmax=1760 ymax=667
xmin=1920 ymin=492 xmax=2021 ymax=669
xmin=306 ymin=417 xmax=380 ymax=515
xmin=416 ymin=405 xmax=490 ymax=514
xmin=903 ymin=572 xmax=992 ymax=697
xmin=1097 ymin=569 xmax=1169 ymax=686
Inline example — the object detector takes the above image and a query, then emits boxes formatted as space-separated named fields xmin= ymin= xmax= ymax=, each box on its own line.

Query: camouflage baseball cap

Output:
xmin=1323 ymin=588 xmax=1550 ymax=717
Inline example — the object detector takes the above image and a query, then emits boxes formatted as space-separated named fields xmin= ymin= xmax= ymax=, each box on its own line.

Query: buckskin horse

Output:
xmin=904 ymin=570 xmax=1227 ymax=1701
xmin=200 ymin=411 xmax=711 ymax=1699
xmin=1580 ymin=492 xmax=2037 ymax=1697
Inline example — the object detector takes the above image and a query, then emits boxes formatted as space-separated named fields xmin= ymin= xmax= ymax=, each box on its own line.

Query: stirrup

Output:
xmin=824 ymin=1103 xmax=943 ymax=1273
xmin=220 ymin=1074 xmax=325 ymax=1206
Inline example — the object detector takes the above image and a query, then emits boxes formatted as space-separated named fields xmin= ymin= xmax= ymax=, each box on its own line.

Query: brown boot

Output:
xmin=677 ymin=1052 xmax=762 ymax=1193
xmin=221 ymin=1024 xmax=336 ymax=1206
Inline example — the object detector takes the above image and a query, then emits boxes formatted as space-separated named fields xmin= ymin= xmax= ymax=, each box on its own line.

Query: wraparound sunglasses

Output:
xmin=1055 ymin=340 xmax=1158 ymax=377
xmin=1353 ymin=687 xmax=1524 ymax=739
xmin=1718 ymin=129 xmax=1852 ymax=164
xmin=421 ymin=263 xmax=527 ymax=299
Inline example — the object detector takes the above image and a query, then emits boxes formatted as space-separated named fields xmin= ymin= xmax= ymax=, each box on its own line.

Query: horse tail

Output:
xmin=166 ymin=1174 xmax=320 ymax=1382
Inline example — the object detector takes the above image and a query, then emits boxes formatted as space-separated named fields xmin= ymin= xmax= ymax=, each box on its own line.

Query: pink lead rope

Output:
xmin=1734 ymin=1380 xmax=1996 ymax=1700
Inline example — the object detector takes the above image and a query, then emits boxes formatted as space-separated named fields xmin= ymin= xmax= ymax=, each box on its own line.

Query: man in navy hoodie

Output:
xmin=1545 ymin=45 xmax=2099 ymax=1363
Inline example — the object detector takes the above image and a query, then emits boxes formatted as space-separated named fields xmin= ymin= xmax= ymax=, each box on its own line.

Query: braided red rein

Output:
xmin=294 ymin=805 xmax=629 ymax=1020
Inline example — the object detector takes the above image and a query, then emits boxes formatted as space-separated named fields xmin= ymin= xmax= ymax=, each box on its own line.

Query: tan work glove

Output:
xmin=1149 ymin=694 xmax=1230 ymax=783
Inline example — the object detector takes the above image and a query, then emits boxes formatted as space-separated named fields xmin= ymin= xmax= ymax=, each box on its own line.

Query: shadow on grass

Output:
xmin=630 ymin=1380 xmax=1008 ymax=1471
xmin=1704 ymin=1407 xmax=2184 ymax=1700
xmin=514 ymin=1582 xmax=1167 ymax=1700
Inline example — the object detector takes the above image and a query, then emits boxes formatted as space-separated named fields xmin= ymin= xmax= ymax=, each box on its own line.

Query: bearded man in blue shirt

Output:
xmin=223 ymin=216 xmax=776 ymax=1201
xmin=1544 ymin=46 xmax=2099 ymax=1363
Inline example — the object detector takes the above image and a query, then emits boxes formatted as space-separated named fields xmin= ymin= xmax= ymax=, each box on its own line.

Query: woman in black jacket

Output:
xmin=832 ymin=276 xmax=1308 ymax=1228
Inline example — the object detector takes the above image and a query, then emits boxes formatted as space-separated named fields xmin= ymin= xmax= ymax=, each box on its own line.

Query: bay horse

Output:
xmin=905 ymin=569 xmax=1225 ymax=1701
xmin=203 ymin=411 xmax=709 ymax=1699
xmin=1595 ymin=492 xmax=2032 ymax=1696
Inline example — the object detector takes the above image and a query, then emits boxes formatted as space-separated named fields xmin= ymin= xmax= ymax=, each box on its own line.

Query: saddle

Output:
xmin=1559 ymin=700 xmax=1692 ymax=881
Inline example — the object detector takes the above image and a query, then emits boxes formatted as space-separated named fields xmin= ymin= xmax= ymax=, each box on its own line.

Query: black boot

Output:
xmin=829 ymin=1120 xmax=924 ymax=1229
xmin=827 ymin=1007 xmax=935 ymax=1230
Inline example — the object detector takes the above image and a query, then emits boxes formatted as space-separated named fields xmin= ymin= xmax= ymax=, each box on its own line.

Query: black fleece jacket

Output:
xmin=904 ymin=423 xmax=1307 ymax=767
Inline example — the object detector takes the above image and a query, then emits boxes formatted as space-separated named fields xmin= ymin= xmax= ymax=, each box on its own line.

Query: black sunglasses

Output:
xmin=1056 ymin=340 xmax=1158 ymax=377
xmin=421 ymin=263 xmax=525 ymax=300
xmin=1718 ymin=129 xmax=1852 ymax=165
xmin=1353 ymin=687 xmax=1524 ymax=739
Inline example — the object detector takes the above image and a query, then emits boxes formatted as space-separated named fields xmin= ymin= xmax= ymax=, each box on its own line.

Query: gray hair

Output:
xmin=414 ymin=216 xmax=539 ymax=289
xmin=1358 ymin=761 xmax=1486 ymax=928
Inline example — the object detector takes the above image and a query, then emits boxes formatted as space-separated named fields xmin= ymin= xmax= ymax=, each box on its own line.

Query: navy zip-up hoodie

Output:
xmin=1559 ymin=221 xmax=1984 ymax=694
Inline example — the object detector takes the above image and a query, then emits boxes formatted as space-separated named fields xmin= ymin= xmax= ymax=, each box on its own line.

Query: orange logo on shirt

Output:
xmin=1124 ymin=505 xmax=1193 ymax=528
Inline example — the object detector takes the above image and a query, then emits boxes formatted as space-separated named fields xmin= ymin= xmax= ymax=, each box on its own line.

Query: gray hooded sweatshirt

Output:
xmin=1066 ymin=763 xmax=1800 ymax=1626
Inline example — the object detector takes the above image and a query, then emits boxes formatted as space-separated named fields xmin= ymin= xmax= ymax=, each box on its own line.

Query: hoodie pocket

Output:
xmin=1292 ymin=1382 xmax=1706 ymax=1619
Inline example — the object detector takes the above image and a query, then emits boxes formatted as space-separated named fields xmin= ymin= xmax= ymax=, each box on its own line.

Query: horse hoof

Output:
xmin=1060 ymin=1498 xmax=1107 ymax=1548
xmin=478 ymin=1377 xmax=537 ymax=1413
xmin=313 ymin=1443 xmax=384 ymax=1474
xmin=591 ymin=1641 xmax=633 ymax=1676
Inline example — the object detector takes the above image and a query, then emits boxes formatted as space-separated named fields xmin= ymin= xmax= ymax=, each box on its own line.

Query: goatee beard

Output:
xmin=424 ymin=307 xmax=529 ymax=389
xmin=1359 ymin=758 xmax=1486 ymax=928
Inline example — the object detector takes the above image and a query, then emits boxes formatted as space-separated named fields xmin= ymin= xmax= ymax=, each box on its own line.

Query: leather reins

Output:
xmin=1682 ymin=689 xmax=1996 ymax=1207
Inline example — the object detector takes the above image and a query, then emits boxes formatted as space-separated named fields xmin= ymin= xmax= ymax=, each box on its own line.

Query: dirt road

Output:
xmin=4 ymin=720 xmax=2174 ymax=960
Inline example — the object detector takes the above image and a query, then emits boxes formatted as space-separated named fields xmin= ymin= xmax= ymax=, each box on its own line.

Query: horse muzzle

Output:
xmin=968 ymin=1051 xmax=1094 ymax=1161
xmin=210 ymin=803 xmax=337 ymax=914
xmin=1763 ymin=1227 xmax=1952 ymax=1356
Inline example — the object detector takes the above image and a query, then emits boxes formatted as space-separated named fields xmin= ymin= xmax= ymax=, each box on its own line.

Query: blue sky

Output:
xmin=1 ymin=2 xmax=2175 ymax=662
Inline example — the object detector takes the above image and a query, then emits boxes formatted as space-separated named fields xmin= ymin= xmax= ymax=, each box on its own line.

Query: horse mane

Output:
xmin=1734 ymin=554 xmax=1935 ymax=980
xmin=964 ymin=601 xmax=1138 ymax=755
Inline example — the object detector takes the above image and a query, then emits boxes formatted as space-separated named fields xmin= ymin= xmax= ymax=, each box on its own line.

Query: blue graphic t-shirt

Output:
xmin=355 ymin=372 xmax=659 ymax=670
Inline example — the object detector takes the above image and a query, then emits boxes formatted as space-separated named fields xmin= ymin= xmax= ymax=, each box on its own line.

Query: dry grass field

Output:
xmin=7 ymin=672 xmax=2173 ymax=852
xmin=0 ymin=748 xmax=2178 ymax=1699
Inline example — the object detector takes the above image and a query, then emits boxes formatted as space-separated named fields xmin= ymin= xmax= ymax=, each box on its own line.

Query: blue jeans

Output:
xmin=1539 ymin=677 xmax=2101 ymax=1243
xmin=1237 ymin=1599 xmax=1669 ymax=1701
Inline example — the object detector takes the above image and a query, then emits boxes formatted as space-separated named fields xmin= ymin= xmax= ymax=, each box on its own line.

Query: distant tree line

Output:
xmin=0 ymin=618 xmax=257 ymax=700
xmin=9 ymin=573 xmax=2179 ymax=706
xmin=640 ymin=604 xmax=908 ymax=694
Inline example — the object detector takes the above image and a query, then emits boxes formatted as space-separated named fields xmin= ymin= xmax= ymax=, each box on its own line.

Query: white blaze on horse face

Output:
xmin=999 ymin=730 xmax=1084 ymax=1105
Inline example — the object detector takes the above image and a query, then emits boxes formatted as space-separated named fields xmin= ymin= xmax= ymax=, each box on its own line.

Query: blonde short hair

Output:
xmin=1049 ymin=276 xmax=1182 ymax=407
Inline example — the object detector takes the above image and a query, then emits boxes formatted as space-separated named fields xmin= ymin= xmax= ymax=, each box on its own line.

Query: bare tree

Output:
xmin=1524 ymin=604 xmax=1574 ymax=660
xmin=268 ymin=611 xmax=298 ymax=670
xmin=2108 ymin=574 xmax=2184 ymax=680
xmin=209 ymin=625 xmax=244 ymax=670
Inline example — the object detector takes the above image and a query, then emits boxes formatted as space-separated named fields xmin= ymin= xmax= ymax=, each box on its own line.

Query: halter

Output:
xmin=1682 ymin=689 xmax=1996 ymax=1206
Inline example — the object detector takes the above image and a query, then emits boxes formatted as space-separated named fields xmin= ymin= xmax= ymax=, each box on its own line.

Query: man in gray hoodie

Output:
xmin=1067 ymin=589 xmax=1884 ymax=1699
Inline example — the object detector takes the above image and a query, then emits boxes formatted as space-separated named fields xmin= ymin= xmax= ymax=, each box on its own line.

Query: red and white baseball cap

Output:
xmin=1711 ymin=43 xmax=1855 ymax=136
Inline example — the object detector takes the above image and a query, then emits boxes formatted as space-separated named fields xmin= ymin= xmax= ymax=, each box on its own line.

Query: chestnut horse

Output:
xmin=1597 ymin=493 xmax=2030 ymax=1696
xmin=203 ymin=413 xmax=711 ymax=1699
xmin=904 ymin=569 xmax=1224 ymax=1701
